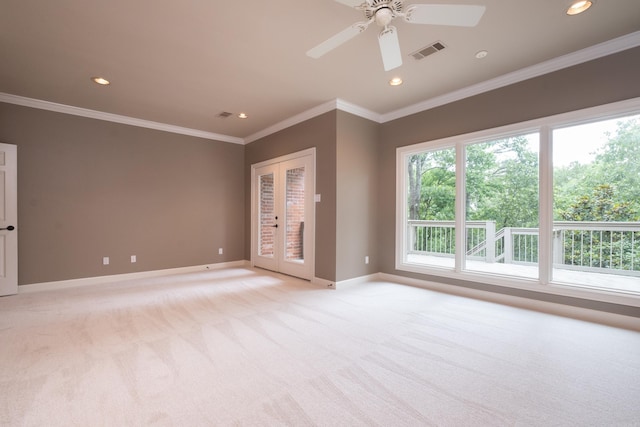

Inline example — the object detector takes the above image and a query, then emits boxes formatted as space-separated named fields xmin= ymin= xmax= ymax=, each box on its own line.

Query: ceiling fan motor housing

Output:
xmin=364 ymin=0 xmax=404 ymax=26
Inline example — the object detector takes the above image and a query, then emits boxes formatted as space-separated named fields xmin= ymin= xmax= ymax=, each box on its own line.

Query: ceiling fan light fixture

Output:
xmin=238 ymin=113 xmax=248 ymax=119
xmin=91 ymin=76 xmax=110 ymax=85
xmin=389 ymin=77 xmax=403 ymax=86
xmin=566 ymin=0 xmax=593 ymax=15
xmin=375 ymin=7 xmax=395 ymax=27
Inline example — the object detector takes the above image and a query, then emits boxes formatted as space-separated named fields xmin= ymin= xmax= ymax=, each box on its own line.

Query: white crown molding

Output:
xmin=244 ymin=99 xmax=338 ymax=144
xmin=0 ymin=92 xmax=244 ymax=145
xmin=335 ymin=99 xmax=382 ymax=122
xmin=244 ymin=99 xmax=381 ymax=144
xmin=247 ymin=31 xmax=640 ymax=140
xmin=3 ymin=32 xmax=638 ymax=143
xmin=381 ymin=31 xmax=640 ymax=123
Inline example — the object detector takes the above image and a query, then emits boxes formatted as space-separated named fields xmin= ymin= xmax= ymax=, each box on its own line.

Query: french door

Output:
xmin=252 ymin=150 xmax=315 ymax=280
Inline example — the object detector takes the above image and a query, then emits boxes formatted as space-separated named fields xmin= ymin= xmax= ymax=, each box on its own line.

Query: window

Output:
xmin=464 ymin=133 xmax=539 ymax=279
xmin=552 ymin=114 xmax=640 ymax=293
xmin=404 ymin=147 xmax=456 ymax=269
xmin=397 ymin=98 xmax=640 ymax=303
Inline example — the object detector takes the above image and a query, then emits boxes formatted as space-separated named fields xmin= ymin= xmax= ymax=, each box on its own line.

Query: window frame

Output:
xmin=396 ymin=97 xmax=640 ymax=307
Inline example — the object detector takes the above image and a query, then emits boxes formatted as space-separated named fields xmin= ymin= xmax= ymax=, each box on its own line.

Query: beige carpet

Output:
xmin=1 ymin=268 xmax=639 ymax=426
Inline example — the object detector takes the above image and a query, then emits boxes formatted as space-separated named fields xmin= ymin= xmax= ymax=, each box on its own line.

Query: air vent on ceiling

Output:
xmin=216 ymin=111 xmax=233 ymax=118
xmin=410 ymin=41 xmax=446 ymax=60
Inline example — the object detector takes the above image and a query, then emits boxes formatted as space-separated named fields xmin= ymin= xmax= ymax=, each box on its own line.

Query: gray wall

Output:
xmin=0 ymin=103 xmax=245 ymax=285
xmin=336 ymin=111 xmax=380 ymax=281
xmin=377 ymin=47 xmax=640 ymax=316
xmin=244 ymin=111 xmax=337 ymax=282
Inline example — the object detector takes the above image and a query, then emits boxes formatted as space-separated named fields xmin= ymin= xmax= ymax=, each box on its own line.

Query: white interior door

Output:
xmin=0 ymin=143 xmax=18 ymax=296
xmin=252 ymin=151 xmax=315 ymax=280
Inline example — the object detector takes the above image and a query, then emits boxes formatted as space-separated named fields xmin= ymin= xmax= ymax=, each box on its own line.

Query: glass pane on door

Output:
xmin=259 ymin=173 xmax=275 ymax=257
xmin=285 ymin=166 xmax=305 ymax=262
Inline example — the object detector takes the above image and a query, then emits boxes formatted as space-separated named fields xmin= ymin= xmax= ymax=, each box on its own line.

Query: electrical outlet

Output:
xmin=218 ymin=248 xmax=223 ymax=255
xmin=131 ymin=255 xmax=136 ymax=263
xmin=103 ymin=257 xmax=109 ymax=265
xmin=365 ymin=256 xmax=369 ymax=264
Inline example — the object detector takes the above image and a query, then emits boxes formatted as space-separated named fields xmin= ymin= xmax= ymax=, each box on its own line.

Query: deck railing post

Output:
xmin=486 ymin=221 xmax=496 ymax=263
xmin=408 ymin=222 xmax=415 ymax=253
xmin=503 ymin=227 xmax=512 ymax=264
xmin=552 ymin=228 xmax=564 ymax=265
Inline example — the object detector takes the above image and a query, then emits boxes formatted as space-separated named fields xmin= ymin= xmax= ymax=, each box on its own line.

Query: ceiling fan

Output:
xmin=307 ymin=0 xmax=486 ymax=71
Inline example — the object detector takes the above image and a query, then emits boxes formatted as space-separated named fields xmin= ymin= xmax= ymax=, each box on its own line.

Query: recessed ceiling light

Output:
xmin=91 ymin=76 xmax=110 ymax=85
xmin=238 ymin=113 xmax=248 ymax=119
xmin=475 ymin=50 xmax=488 ymax=59
xmin=566 ymin=0 xmax=593 ymax=15
xmin=389 ymin=77 xmax=403 ymax=86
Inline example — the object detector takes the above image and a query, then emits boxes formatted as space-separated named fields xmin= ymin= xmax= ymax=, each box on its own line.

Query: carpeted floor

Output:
xmin=1 ymin=267 xmax=639 ymax=426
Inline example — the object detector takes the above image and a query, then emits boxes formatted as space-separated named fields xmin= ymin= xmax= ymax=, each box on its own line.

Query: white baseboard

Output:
xmin=335 ymin=273 xmax=382 ymax=290
xmin=379 ymin=273 xmax=640 ymax=332
xmin=311 ymin=276 xmax=335 ymax=289
xmin=19 ymin=260 xmax=250 ymax=293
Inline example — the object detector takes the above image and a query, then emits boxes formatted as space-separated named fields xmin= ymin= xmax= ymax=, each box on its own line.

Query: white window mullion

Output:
xmin=455 ymin=143 xmax=466 ymax=273
xmin=539 ymin=125 xmax=553 ymax=285
xmin=396 ymin=151 xmax=407 ymax=270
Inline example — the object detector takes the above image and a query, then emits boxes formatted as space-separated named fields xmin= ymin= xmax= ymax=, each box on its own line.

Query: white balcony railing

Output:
xmin=407 ymin=220 xmax=640 ymax=277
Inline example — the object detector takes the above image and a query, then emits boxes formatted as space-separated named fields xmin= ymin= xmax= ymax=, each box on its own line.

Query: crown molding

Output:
xmin=380 ymin=31 xmax=640 ymax=123
xmin=244 ymin=100 xmax=338 ymax=144
xmin=244 ymin=99 xmax=380 ymax=144
xmin=0 ymin=92 xmax=244 ymax=145
xmin=247 ymin=31 xmax=640 ymax=140
xmin=335 ymin=99 xmax=381 ymax=122
xmin=3 ymin=32 xmax=638 ymax=144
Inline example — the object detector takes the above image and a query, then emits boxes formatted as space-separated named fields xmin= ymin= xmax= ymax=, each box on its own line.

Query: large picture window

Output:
xmin=397 ymin=98 xmax=640 ymax=304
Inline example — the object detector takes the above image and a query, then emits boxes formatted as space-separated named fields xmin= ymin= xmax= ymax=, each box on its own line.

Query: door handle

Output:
xmin=0 ymin=225 xmax=15 ymax=231
xmin=270 ymin=224 xmax=278 ymax=228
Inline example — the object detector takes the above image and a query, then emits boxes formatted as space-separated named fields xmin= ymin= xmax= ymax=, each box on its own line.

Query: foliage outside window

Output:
xmin=464 ymin=134 xmax=539 ymax=279
xmin=406 ymin=148 xmax=456 ymax=269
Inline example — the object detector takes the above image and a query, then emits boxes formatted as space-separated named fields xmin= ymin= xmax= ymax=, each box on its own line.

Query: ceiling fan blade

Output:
xmin=307 ymin=22 xmax=370 ymax=58
xmin=404 ymin=4 xmax=486 ymax=27
xmin=378 ymin=26 xmax=402 ymax=71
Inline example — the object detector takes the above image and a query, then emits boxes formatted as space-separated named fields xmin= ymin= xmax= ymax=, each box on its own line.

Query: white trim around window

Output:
xmin=396 ymin=97 xmax=640 ymax=307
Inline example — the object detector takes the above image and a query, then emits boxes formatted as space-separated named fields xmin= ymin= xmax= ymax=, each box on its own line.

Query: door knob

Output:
xmin=0 ymin=225 xmax=15 ymax=231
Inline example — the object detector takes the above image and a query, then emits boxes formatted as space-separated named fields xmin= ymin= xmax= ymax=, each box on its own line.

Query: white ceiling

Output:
xmin=1 ymin=0 xmax=639 ymax=142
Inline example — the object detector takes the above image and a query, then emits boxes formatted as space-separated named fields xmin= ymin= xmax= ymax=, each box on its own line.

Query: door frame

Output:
xmin=250 ymin=147 xmax=316 ymax=280
xmin=0 ymin=143 xmax=18 ymax=296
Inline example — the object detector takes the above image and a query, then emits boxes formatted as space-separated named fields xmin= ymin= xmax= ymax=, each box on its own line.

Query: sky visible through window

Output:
xmin=553 ymin=115 xmax=640 ymax=166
